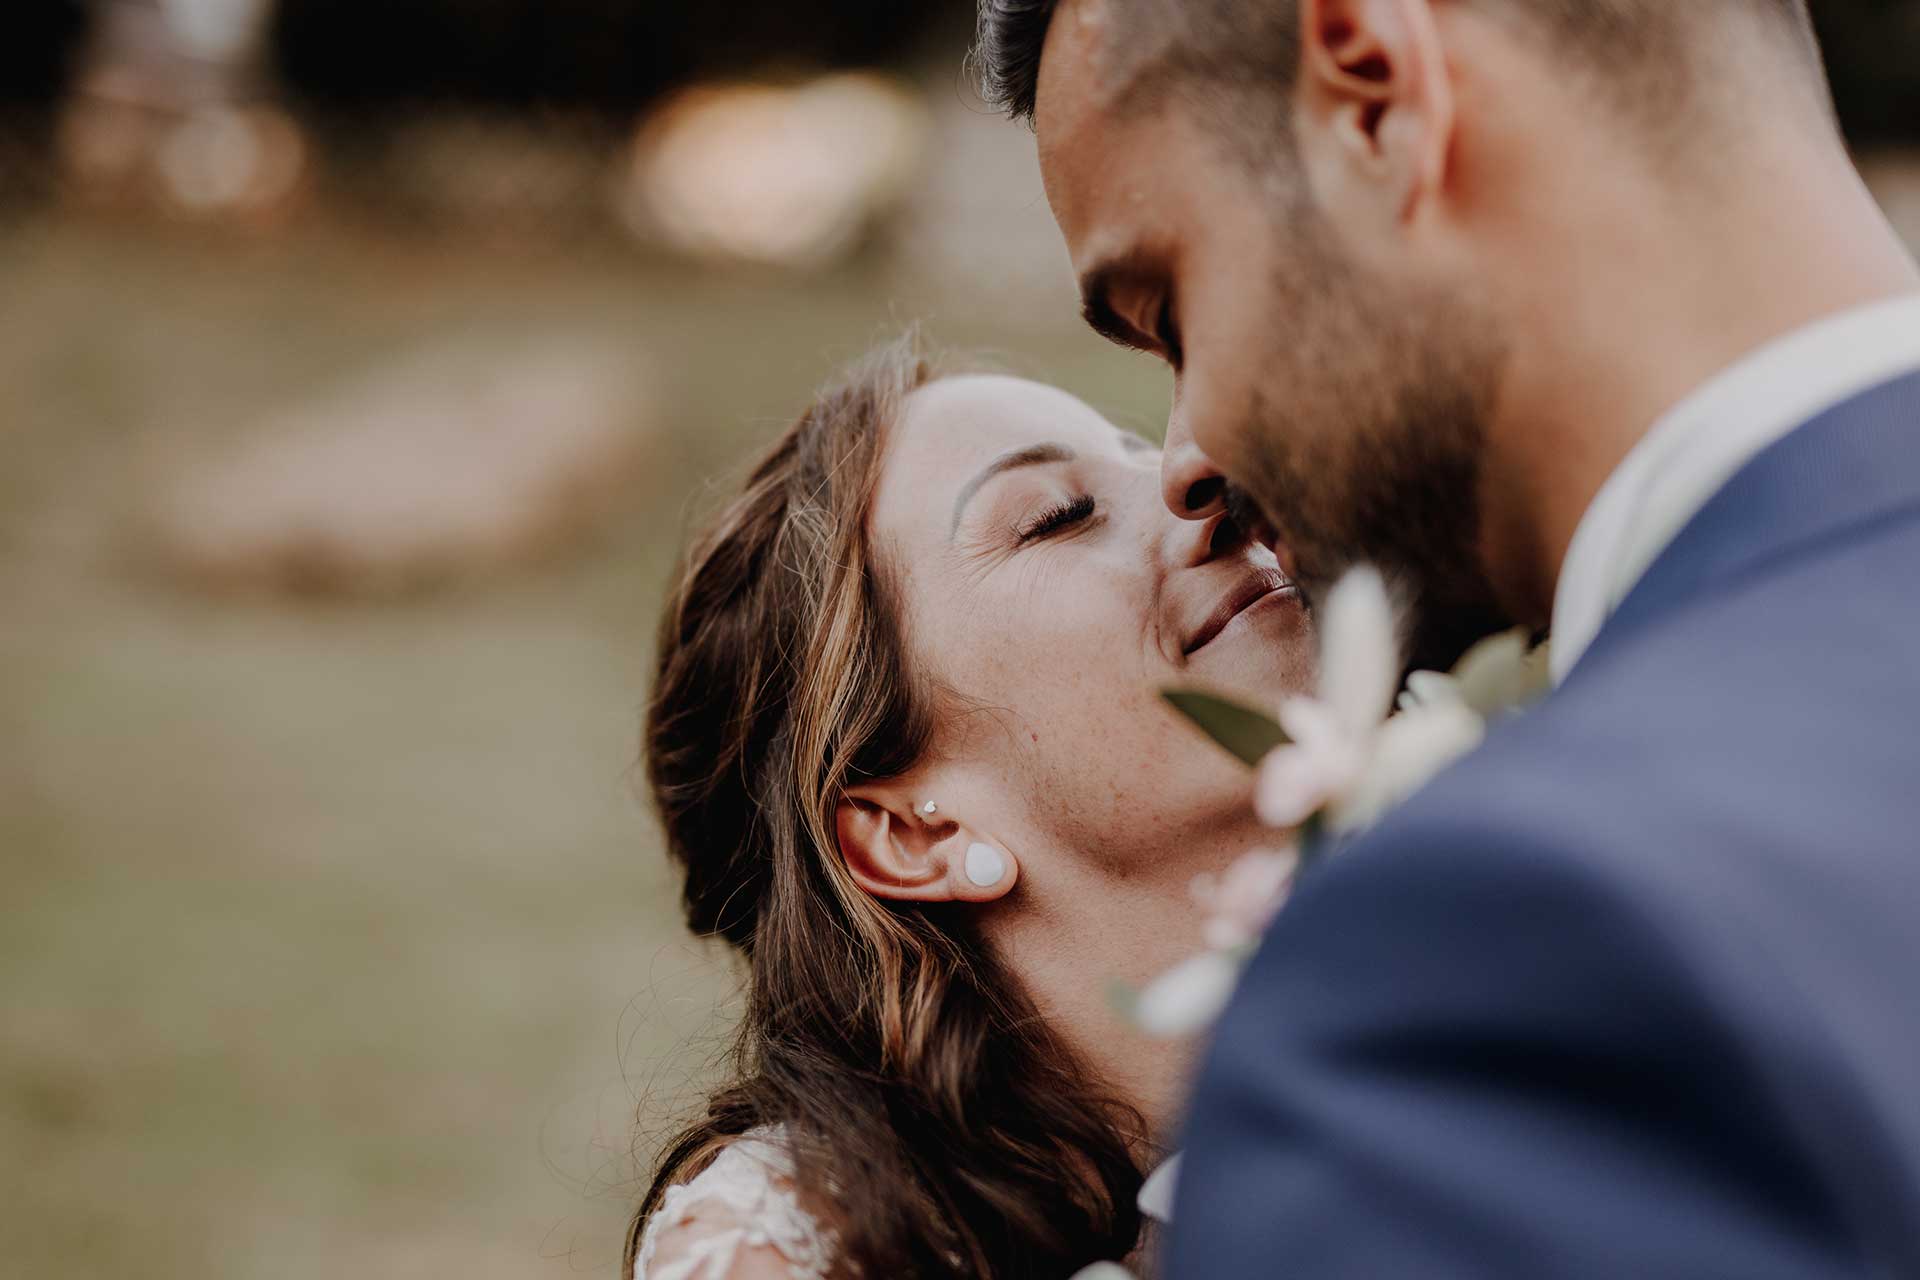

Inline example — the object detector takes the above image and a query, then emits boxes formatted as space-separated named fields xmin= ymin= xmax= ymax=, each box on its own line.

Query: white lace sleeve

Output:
xmin=634 ymin=1127 xmax=836 ymax=1280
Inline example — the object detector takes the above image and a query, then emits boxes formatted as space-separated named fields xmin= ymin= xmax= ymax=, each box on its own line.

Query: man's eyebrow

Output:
xmin=950 ymin=443 xmax=1076 ymax=537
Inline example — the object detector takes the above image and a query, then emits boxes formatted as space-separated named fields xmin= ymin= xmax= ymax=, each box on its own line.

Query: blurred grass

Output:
xmin=0 ymin=216 xmax=1171 ymax=1279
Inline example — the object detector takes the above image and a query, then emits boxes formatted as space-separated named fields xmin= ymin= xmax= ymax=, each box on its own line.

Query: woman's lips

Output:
xmin=1185 ymin=568 xmax=1297 ymax=655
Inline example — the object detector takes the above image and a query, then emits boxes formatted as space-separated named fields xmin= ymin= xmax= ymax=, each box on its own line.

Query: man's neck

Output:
xmin=1482 ymin=121 xmax=1920 ymax=626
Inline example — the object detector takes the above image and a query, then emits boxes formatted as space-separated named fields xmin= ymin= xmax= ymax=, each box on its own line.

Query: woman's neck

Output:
xmin=986 ymin=815 xmax=1267 ymax=1153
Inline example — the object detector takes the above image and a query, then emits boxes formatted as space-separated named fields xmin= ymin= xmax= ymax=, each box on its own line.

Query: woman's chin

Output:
xmin=1185 ymin=588 xmax=1313 ymax=696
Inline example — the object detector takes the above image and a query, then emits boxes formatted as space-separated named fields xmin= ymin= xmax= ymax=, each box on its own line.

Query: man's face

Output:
xmin=1033 ymin=0 xmax=1510 ymax=655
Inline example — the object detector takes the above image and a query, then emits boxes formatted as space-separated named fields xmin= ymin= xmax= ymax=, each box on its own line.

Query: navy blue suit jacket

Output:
xmin=1167 ymin=370 xmax=1920 ymax=1278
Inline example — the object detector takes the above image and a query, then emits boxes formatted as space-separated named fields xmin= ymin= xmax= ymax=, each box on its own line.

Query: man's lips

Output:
xmin=1221 ymin=487 xmax=1296 ymax=579
xmin=1185 ymin=568 xmax=1297 ymax=655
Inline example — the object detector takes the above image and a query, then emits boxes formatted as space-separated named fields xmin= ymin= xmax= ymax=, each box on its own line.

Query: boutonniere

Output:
xmin=1077 ymin=568 xmax=1549 ymax=1279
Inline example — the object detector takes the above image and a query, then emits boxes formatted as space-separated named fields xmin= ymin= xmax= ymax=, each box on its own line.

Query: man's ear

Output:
xmin=1297 ymin=0 xmax=1456 ymax=221
xmin=834 ymin=788 xmax=1018 ymax=905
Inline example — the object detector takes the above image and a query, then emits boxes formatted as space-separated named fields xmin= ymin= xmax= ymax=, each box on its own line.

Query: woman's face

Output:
xmin=870 ymin=375 xmax=1315 ymax=871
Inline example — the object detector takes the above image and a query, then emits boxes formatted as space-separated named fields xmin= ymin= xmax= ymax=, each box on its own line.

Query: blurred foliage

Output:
xmin=0 ymin=0 xmax=86 ymax=207
xmin=254 ymin=0 xmax=1917 ymax=144
xmin=268 ymin=0 xmax=973 ymax=115
xmin=0 ymin=0 xmax=86 ymax=107
xmin=1814 ymin=0 xmax=1920 ymax=145
xmin=0 ymin=3 xmax=1912 ymax=138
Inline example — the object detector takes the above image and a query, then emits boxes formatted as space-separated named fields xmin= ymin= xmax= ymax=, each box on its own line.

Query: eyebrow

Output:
xmin=950 ymin=443 xmax=1077 ymax=538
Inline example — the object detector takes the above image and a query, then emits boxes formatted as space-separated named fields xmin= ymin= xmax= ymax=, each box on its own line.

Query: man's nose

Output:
xmin=1160 ymin=401 xmax=1229 ymax=522
xmin=1167 ymin=507 xmax=1248 ymax=569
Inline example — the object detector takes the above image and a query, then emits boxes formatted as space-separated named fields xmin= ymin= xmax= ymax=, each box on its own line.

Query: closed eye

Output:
xmin=1153 ymin=297 xmax=1183 ymax=368
xmin=1018 ymin=495 xmax=1097 ymax=543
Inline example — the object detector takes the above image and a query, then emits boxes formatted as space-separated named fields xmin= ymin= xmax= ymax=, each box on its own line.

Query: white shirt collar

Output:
xmin=1549 ymin=293 xmax=1920 ymax=684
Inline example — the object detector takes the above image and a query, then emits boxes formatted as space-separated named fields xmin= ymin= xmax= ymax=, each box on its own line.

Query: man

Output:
xmin=976 ymin=0 xmax=1920 ymax=1275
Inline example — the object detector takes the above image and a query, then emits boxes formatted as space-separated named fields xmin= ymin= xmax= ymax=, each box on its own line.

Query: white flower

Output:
xmin=1312 ymin=565 xmax=1402 ymax=736
xmin=1252 ymin=566 xmax=1403 ymax=829
xmin=1133 ymin=949 xmax=1242 ymax=1037
xmin=1327 ymin=698 xmax=1485 ymax=832
xmin=1069 ymin=1264 xmax=1137 ymax=1280
xmin=1255 ymin=698 xmax=1368 ymax=828
xmin=1137 ymin=1152 xmax=1183 ymax=1223
xmin=1400 ymin=626 xmax=1551 ymax=717
xmin=1397 ymin=667 xmax=1464 ymax=712
xmin=1192 ymin=848 xmax=1296 ymax=951
xmin=1253 ymin=568 xmax=1526 ymax=838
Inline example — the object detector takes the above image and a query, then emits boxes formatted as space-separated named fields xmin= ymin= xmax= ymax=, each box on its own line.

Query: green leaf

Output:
xmin=1160 ymin=687 xmax=1291 ymax=767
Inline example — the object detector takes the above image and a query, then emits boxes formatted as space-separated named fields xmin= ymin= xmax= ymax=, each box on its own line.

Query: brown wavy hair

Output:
xmin=630 ymin=337 xmax=1146 ymax=1277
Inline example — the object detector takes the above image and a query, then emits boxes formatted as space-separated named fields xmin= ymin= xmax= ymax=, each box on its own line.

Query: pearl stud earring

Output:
xmin=920 ymin=802 xmax=938 ymax=818
xmin=964 ymin=842 xmax=1007 ymax=888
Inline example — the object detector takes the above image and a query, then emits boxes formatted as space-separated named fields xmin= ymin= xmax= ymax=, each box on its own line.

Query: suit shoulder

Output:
xmin=1252 ymin=707 xmax=1751 ymax=1036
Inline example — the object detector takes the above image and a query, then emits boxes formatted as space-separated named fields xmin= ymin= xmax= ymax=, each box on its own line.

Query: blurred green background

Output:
xmin=2 ymin=3 xmax=1915 ymax=1278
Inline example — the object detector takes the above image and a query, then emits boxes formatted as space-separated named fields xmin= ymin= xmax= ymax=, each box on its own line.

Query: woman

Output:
xmin=631 ymin=336 xmax=1314 ymax=1279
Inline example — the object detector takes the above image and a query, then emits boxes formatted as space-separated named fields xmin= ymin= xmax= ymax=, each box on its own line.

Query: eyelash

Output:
xmin=1018 ymin=494 xmax=1097 ymax=543
xmin=1153 ymin=298 xmax=1183 ymax=366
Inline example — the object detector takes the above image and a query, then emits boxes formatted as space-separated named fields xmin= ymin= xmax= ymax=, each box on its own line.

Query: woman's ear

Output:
xmin=834 ymin=788 xmax=1018 ymax=905
xmin=1297 ymin=0 xmax=1457 ymax=222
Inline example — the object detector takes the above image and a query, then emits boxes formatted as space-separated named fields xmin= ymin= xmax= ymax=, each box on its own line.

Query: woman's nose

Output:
xmin=1160 ymin=405 xmax=1229 ymax=522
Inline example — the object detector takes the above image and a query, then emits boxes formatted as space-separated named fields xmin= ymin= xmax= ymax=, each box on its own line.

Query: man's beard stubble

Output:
xmin=1237 ymin=214 xmax=1515 ymax=674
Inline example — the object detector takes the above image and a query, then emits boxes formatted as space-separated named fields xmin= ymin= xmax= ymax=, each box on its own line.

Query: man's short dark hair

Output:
xmin=973 ymin=0 xmax=1820 ymax=128
xmin=974 ymin=0 xmax=1293 ymax=127
xmin=974 ymin=0 xmax=1062 ymax=125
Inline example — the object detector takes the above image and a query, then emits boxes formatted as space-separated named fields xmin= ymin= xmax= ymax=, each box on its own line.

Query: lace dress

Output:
xmin=634 ymin=1127 xmax=836 ymax=1280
